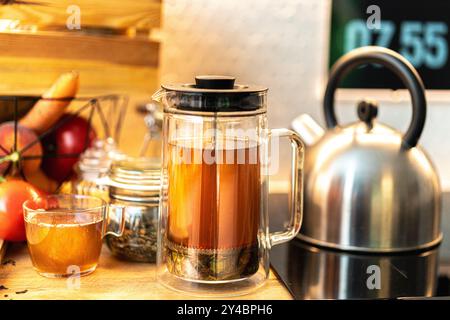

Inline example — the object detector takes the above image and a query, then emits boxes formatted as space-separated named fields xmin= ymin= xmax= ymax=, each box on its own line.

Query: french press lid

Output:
xmin=160 ymin=75 xmax=267 ymax=112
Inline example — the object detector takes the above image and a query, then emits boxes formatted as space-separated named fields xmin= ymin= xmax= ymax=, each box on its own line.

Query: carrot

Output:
xmin=19 ymin=71 xmax=79 ymax=134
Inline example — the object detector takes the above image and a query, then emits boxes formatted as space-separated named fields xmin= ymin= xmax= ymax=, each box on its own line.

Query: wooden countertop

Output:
xmin=0 ymin=244 xmax=292 ymax=300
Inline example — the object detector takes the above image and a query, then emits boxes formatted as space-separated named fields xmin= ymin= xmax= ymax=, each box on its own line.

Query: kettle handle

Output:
xmin=324 ymin=46 xmax=426 ymax=149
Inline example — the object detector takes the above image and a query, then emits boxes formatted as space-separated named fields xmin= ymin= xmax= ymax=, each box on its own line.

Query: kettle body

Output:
xmin=299 ymin=121 xmax=441 ymax=252
xmin=293 ymin=47 xmax=442 ymax=252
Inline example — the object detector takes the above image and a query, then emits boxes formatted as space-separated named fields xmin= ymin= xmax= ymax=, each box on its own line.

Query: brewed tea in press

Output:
xmin=155 ymin=76 xmax=305 ymax=296
xmin=167 ymin=140 xmax=261 ymax=281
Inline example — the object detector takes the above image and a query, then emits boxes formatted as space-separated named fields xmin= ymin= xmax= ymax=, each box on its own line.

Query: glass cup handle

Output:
xmin=103 ymin=204 xmax=126 ymax=238
xmin=268 ymin=128 xmax=305 ymax=247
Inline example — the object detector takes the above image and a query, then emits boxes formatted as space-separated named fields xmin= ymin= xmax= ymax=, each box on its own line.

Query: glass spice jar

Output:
xmin=105 ymin=157 xmax=160 ymax=262
xmin=69 ymin=138 xmax=125 ymax=200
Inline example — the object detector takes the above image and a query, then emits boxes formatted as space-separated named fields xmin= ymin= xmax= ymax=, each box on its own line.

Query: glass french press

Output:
xmin=154 ymin=76 xmax=304 ymax=296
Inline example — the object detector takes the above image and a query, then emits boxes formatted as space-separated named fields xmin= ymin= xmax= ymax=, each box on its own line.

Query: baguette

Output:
xmin=19 ymin=71 xmax=79 ymax=134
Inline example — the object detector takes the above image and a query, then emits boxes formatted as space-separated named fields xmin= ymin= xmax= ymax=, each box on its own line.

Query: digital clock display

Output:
xmin=330 ymin=0 xmax=450 ymax=89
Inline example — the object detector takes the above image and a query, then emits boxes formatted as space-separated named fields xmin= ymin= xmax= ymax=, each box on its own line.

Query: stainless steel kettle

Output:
xmin=292 ymin=46 xmax=442 ymax=253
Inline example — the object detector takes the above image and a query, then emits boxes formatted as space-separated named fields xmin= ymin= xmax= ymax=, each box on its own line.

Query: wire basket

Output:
xmin=0 ymin=94 xmax=128 ymax=191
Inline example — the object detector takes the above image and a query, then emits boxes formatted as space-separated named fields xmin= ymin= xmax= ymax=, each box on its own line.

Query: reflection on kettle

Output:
xmin=288 ymin=240 xmax=439 ymax=299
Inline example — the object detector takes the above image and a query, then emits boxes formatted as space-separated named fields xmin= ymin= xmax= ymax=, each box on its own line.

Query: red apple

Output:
xmin=0 ymin=122 xmax=43 ymax=176
xmin=41 ymin=114 xmax=96 ymax=183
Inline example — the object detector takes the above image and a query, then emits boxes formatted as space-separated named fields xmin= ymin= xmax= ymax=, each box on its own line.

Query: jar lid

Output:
xmin=108 ymin=157 xmax=161 ymax=201
xmin=78 ymin=138 xmax=125 ymax=174
xmin=160 ymin=75 xmax=267 ymax=112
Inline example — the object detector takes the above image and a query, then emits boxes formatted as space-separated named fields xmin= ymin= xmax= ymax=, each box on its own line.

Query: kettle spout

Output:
xmin=291 ymin=114 xmax=324 ymax=147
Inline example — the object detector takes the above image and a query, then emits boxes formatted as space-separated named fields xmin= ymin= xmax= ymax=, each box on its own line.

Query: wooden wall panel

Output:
xmin=0 ymin=0 xmax=161 ymax=31
xmin=0 ymin=33 xmax=159 ymax=67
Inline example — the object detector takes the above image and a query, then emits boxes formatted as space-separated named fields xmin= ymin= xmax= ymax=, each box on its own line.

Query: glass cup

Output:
xmin=23 ymin=194 xmax=125 ymax=278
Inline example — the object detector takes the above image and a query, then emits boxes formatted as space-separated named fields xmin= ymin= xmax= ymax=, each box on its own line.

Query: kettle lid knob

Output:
xmin=357 ymin=99 xmax=378 ymax=126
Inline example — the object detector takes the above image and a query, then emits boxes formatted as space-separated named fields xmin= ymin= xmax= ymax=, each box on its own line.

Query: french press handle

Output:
xmin=323 ymin=46 xmax=427 ymax=149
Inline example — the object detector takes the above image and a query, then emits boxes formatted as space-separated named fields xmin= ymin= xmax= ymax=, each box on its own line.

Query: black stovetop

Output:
xmin=269 ymin=193 xmax=450 ymax=300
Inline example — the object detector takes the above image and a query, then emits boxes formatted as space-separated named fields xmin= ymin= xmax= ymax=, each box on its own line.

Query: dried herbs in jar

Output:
xmin=105 ymin=157 xmax=160 ymax=262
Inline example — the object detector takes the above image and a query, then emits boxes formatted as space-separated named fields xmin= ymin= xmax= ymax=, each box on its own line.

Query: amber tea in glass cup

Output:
xmin=23 ymin=194 xmax=125 ymax=278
